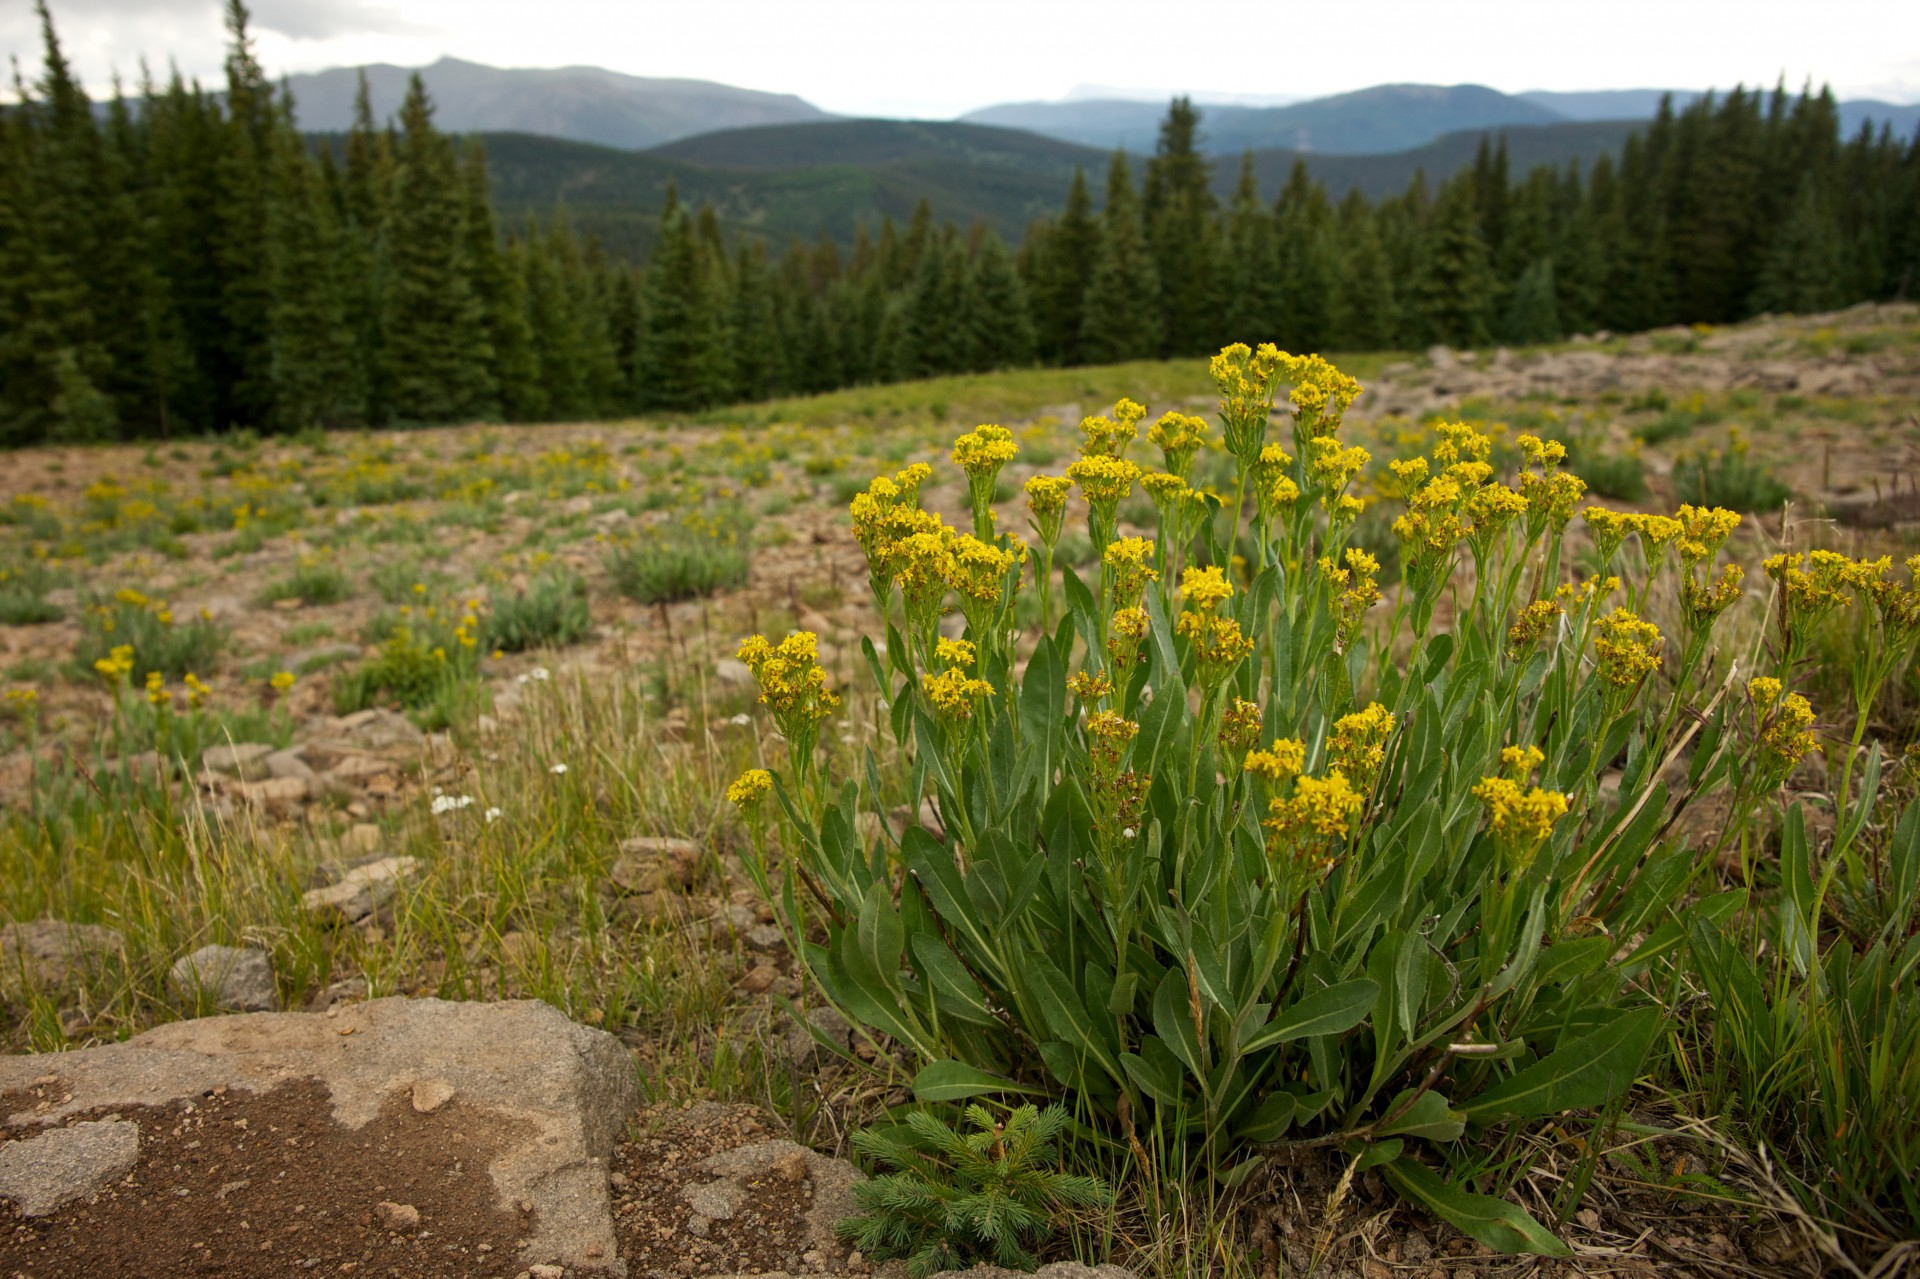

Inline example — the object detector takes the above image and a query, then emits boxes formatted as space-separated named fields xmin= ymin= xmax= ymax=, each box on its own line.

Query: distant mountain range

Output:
xmin=278 ymin=57 xmax=1918 ymax=255
xmin=283 ymin=56 xmax=831 ymax=149
xmin=961 ymin=83 xmax=1920 ymax=154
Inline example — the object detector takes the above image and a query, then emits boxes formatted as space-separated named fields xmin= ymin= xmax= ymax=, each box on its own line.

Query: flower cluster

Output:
xmin=727 ymin=767 xmax=773 ymax=813
xmin=1327 ymin=703 xmax=1394 ymax=791
xmin=1318 ymin=548 xmax=1381 ymax=651
xmin=1472 ymin=774 xmax=1569 ymax=861
xmin=1263 ymin=771 xmax=1364 ymax=865
xmin=737 ymin=631 xmax=840 ymax=759
xmin=1175 ymin=566 xmax=1252 ymax=685
xmin=1079 ymin=399 xmax=1147 ymax=459
xmin=1749 ymin=678 xmax=1818 ymax=771
xmin=1105 ymin=537 xmax=1158 ymax=608
xmin=923 ymin=667 xmax=996 ymax=721
xmin=1593 ymin=608 xmax=1663 ymax=692
xmin=1506 ymin=599 xmax=1564 ymax=658
xmin=1148 ymin=412 xmax=1209 ymax=477
xmin=1244 ymin=737 xmax=1307 ymax=782
xmin=1211 ymin=342 xmax=1286 ymax=462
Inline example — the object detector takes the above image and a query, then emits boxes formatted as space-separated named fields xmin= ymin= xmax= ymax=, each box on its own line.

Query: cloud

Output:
xmin=249 ymin=0 xmax=430 ymax=41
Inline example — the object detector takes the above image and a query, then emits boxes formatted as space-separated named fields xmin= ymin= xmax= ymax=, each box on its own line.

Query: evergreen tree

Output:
xmin=1273 ymin=162 xmax=1338 ymax=350
xmin=264 ymin=99 xmax=359 ymax=429
xmin=461 ymin=141 xmax=537 ymax=420
xmin=215 ymin=0 xmax=280 ymax=428
xmin=1331 ymin=191 xmax=1398 ymax=351
xmin=727 ymin=242 xmax=780 ymax=400
xmin=1031 ymin=168 xmax=1100 ymax=364
xmin=1753 ymin=177 xmax=1847 ymax=314
xmin=964 ymin=232 xmax=1037 ymax=370
xmin=1220 ymin=153 xmax=1283 ymax=345
xmin=1410 ymin=179 xmax=1495 ymax=347
xmin=380 ymin=74 xmax=494 ymax=422
xmin=1501 ymin=258 xmax=1562 ymax=344
xmin=1143 ymin=98 xmax=1218 ymax=355
xmin=1080 ymin=152 xmax=1162 ymax=363
xmin=640 ymin=191 xmax=724 ymax=411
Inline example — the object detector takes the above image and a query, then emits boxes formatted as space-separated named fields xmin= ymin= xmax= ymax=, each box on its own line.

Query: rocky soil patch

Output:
xmin=0 ymin=998 xmax=637 ymax=1275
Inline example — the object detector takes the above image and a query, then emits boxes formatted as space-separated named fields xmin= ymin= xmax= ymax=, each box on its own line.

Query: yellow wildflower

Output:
xmin=1218 ymin=698 xmax=1263 ymax=757
xmin=1328 ymin=703 xmax=1394 ymax=790
xmin=1593 ymin=608 xmax=1663 ymax=690
xmin=935 ymin=637 xmax=977 ymax=669
xmin=1104 ymin=537 xmax=1158 ymax=606
xmin=727 ymin=768 xmax=773 ymax=812
xmin=1473 ymin=775 xmax=1569 ymax=854
xmin=1244 ymin=737 xmax=1307 ymax=782
xmin=1148 ymin=411 xmax=1209 ymax=477
xmin=922 ymin=667 xmax=995 ymax=721
xmin=1506 ymin=599 xmax=1563 ymax=658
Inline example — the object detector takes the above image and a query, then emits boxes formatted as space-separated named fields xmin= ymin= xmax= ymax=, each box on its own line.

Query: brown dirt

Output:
xmin=611 ymin=1101 xmax=854 ymax=1279
xmin=0 ymin=1078 xmax=534 ymax=1278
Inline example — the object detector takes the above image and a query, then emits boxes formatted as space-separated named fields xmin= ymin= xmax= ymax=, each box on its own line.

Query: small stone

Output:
xmin=265 ymin=749 xmax=315 ymax=782
xmin=343 ymin=824 xmax=383 ymax=855
xmin=610 ymin=836 xmax=701 ymax=894
xmin=170 ymin=944 xmax=277 ymax=1012
xmin=202 ymin=742 xmax=275 ymax=780
xmin=770 ymin=1150 xmax=808 ymax=1184
xmin=744 ymin=924 xmax=786 ymax=953
xmin=301 ymin=856 xmax=419 ymax=925
xmin=235 ymin=775 xmax=309 ymax=812
xmin=681 ymin=1178 xmax=745 ymax=1220
xmin=737 ymin=964 xmax=778 ymax=995
xmin=0 ymin=1117 xmax=139 ymax=1216
xmin=785 ymin=1004 xmax=856 ymax=1065
xmin=411 ymin=1078 xmax=454 ymax=1114
xmin=375 ymin=1201 xmax=420 ymax=1231
xmin=714 ymin=658 xmax=754 ymax=688
xmin=529 ymin=1265 xmax=565 ymax=1279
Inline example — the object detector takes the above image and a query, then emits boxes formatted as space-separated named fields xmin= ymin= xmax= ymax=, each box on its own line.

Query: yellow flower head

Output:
xmin=1500 ymin=743 xmax=1545 ymax=779
xmin=1516 ymin=434 xmax=1567 ymax=469
xmin=1675 ymin=505 xmax=1741 ymax=567
xmin=922 ymin=667 xmax=996 ymax=721
xmin=1104 ymin=536 xmax=1159 ymax=606
xmin=1593 ymin=608 xmax=1663 ymax=691
xmin=1080 ymin=400 xmax=1145 ymax=459
xmin=1756 ymin=690 xmax=1817 ymax=771
xmin=1328 ymin=703 xmax=1394 ymax=789
xmin=1473 ymin=775 xmax=1570 ymax=857
xmin=935 ymin=637 xmax=977 ymax=669
xmin=1148 ymin=411 xmax=1209 ymax=476
xmin=1086 ymin=709 xmax=1140 ymax=772
xmin=1178 ymin=564 xmax=1233 ymax=613
xmin=727 ymin=768 xmax=774 ymax=812
xmin=951 ymin=424 xmax=1018 ymax=478
xmin=1067 ymin=670 xmax=1114 ymax=703
xmin=947 ymin=535 xmax=1017 ymax=607
xmin=1283 ymin=353 xmax=1363 ymax=441
xmin=1024 ymin=474 xmax=1072 ymax=520
xmin=1265 ymin=770 xmax=1365 ymax=859
xmin=1244 ymin=737 xmax=1307 ymax=782
xmin=1066 ymin=453 xmax=1141 ymax=512
xmin=737 ymin=631 xmax=841 ymax=739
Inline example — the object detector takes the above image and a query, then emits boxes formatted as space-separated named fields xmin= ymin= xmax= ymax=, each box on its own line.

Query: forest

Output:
xmin=2 ymin=0 xmax=1917 ymax=445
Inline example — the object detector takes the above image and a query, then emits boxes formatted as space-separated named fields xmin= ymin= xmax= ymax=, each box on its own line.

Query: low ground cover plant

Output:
xmin=607 ymin=503 xmax=752 ymax=604
xmin=73 ymin=589 xmax=225 ymax=681
xmin=484 ymin=568 xmax=592 ymax=653
xmin=733 ymin=347 xmax=1920 ymax=1260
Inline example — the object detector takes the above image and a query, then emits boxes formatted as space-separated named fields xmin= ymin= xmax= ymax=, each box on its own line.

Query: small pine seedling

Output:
xmin=836 ymin=1103 xmax=1111 ymax=1277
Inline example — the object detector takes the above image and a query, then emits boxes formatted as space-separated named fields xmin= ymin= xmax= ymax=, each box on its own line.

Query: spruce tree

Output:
xmin=1143 ymin=98 xmax=1218 ymax=355
xmin=1501 ymin=258 xmax=1561 ymax=345
xmin=264 ymin=99 xmax=359 ymax=429
xmin=1331 ymin=191 xmax=1398 ymax=351
xmin=1032 ymin=168 xmax=1100 ymax=364
xmin=1080 ymin=152 xmax=1162 ymax=363
xmin=964 ymin=231 xmax=1037 ymax=370
xmin=1752 ymin=177 xmax=1846 ymax=314
xmin=640 ymin=191 xmax=723 ymax=411
xmin=1220 ymin=153 xmax=1283 ymax=345
xmin=381 ymin=73 xmax=494 ymax=422
xmin=1410 ymin=179 xmax=1495 ymax=348
xmin=727 ymin=242 xmax=780 ymax=401
xmin=215 ymin=0 xmax=280 ymax=428
xmin=1273 ymin=162 xmax=1338 ymax=351
xmin=461 ymin=140 xmax=538 ymax=420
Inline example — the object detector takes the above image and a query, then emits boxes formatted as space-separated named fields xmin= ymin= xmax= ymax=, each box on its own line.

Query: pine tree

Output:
xmin=727 ymin=241 xmax=780 ymax=400
xmin=264 ymin=99 xmax=359 ymax=429
xmin=1080 ymin=152 xmax=1162 ymax=363
xmin=964 ymin=231 xmax=1037 ymax=370
xmin=1031 ymin=168 xmax=1100 ymax=364
xmin=215 ymin=0 xmax=280 ymax=428
xmin=640 ymin=191 xmax=723 ymax=411
xmin=1220 ymin=153 xmax=1283 ymax=345
xmin=1273 ymin=162 xmax=1338 ymax=351
xmin=339 ymin=69 xmax=392 ymax=419
xmin=1752 ymin=177 xmax=1846 ymax=314
xmin=905 ymin=230 xmax=970 ymax=376
xmin=1330 ymin=191 xmax=1398 ymax=351
xmin=461 ymin=140 xmax=537 ymax=420
xmin=1501 ymin=258 xmax=1561 ymax=344
xmin=1143 ymin=97 xmax=1218 ymax=355
xmin=1410 ymin=179 xmax=1495 ymax=348
xmin=380 ymin=73 xmax=494 ymax=422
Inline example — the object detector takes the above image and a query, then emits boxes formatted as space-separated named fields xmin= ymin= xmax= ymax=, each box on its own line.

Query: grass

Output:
xmin=607 ymin=506 xmax=753 ymax=604
xmin=0 ymin=561 xmax=64 ymax=624
xmin=484 ymin=568 xmax=592 ymax=653
xmin=73 ymin=592 xmax=226 ymax=681
xmin=259 ymin=556 xmax=353 ymax=606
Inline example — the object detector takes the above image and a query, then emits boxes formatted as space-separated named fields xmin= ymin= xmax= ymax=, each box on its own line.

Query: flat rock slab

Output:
xmin=0 ymin=1116 xmax=138 ymax=1216
xmin=0 ymin=996 xmax=639 ymax=1274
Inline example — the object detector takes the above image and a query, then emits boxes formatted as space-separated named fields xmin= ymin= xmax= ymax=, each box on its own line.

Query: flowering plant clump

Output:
xmin=735 ymin=346 xmax=1920 ymax=1256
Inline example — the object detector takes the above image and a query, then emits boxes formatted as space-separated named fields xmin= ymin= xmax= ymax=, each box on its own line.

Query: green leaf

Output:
xmin=1242 ymin=979 xmax=1379 ymax=1053
xmin=850 ymin=877 xmax=904 ymax=995
xmin=1382 ymin=1157 xmax=1569 ymax=1256
xmin=1464 ymin=1007 xmax=1661 ymax=1123
xmin=1151 ymin=966 xmax=1205 ymax=1081
xmin=911 ymin=1059 xmax=1046 ymax=1102
xmin=1375 ymin=1089 xmax=1465 ymax=1141
xmin=1233 ymin=1091 xmax=1297 ymax=1142
xmin=1028 ymin=953 xmax=1121 ymax=1082
xmin=1355 ymin=1139 xmax=1403 ymax=1170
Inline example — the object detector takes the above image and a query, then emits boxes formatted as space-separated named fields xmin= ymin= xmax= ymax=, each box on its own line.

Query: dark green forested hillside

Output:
xmin=3 ymin=1 xmax=1917 ymax=446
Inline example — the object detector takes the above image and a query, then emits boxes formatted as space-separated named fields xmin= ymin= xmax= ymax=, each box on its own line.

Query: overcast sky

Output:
xmin=6 ymin=0 xmax=1918 ymax=117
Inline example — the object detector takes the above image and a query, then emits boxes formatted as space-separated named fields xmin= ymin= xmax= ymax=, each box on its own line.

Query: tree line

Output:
xmin=4 ymin=1 xmax=1918 ymax=445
